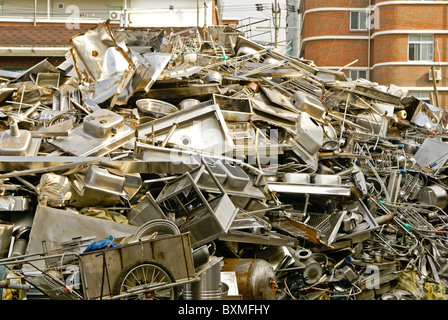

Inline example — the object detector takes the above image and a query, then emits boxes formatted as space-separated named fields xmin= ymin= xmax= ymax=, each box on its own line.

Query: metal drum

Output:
xmin=221 ymin=258 xmax=277 ymax=300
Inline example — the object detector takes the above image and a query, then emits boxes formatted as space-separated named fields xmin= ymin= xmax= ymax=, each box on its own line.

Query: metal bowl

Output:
xmin=136 ymin=99 xmax=178 ymax=118
xmin=179 ymin=98 xmax=200 ymax=110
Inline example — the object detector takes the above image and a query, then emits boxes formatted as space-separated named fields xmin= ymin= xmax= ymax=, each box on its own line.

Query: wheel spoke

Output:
xmin=119 ymin=263 xmax=175 ymax=300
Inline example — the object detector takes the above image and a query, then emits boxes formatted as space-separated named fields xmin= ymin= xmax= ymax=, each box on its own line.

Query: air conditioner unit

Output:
xmin=109 ymin=11 xmax=122 ymax=21
xmin=429 ymin=68 xmax=442 ymax=81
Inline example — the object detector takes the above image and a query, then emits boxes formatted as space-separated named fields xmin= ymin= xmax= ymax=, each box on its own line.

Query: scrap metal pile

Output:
xmin=1 ymin=21 xmax=448 ymax=300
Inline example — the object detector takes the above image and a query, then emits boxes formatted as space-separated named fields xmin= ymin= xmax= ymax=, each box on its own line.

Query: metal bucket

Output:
xmin=184 ymin=259 xmax=222 ymax=300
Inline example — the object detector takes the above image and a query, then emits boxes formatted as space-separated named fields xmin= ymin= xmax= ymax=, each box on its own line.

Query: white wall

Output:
xmin=0 ymin=0 xmax=214 ymax=28
xmin=1 ymin=0 xmax=121 ymax=19
xmin=127 ymin=0 xmax=214 ymax=27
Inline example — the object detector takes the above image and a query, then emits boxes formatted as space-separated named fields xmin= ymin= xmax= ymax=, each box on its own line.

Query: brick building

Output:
xmin=300 ymin=0 xmax=448 ymax=108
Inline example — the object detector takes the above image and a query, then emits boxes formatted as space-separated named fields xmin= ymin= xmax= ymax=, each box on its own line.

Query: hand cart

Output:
xmin=0 ymin=232 xmax=199 ymax=300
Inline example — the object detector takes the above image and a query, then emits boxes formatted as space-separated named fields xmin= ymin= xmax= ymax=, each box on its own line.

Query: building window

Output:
xmin=409 ymin=91 xmax=431 ymax=104
xmin=349 ymin=69 xmax=368 ymax=81
xmin=409 ymin=35 xmax=434 ymax=61
xmin=350 ymin=11 xmax=368 ymax=31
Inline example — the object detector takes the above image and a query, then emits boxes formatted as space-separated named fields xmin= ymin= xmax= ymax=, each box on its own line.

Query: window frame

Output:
xmin=349 ymin=69 xmax=368 ymax=81
xmin=350 ymin=10 xmax=368 ymax=31
xmin=408 ymin=91 xmax=431 ymax=104
xmin=408 ymin=34 xmax=434 ymax=62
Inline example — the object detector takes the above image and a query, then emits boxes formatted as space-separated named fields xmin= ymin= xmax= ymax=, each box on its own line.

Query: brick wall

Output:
xmin=301 ymin=0 xmax=448 ymax=109
xmin=302 ymin=0 xmax=369 ymax=12
xmin=373 ymin=65 xmax=447 ymax=87
xmin=302 ymin=10 xmax=369 ymax=38
xmin=375 ymin=4 xmax=448 ymax=31
xmin=0 ymin=56 xmax=65 ymax=71
xmin=304 ymin=39 xmax=368 ymax=67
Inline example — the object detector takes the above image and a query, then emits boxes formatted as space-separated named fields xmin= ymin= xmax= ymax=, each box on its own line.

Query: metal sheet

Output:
xmin=136 ymin=103 xmax=234 ymax=156
xmin=267 ymin=182 xmax=351 ymax=196
xmin=27 ymin=205 xmax=138 ymax=254
xmin=49 ymin=113 xmax=135 ymax=157
xmin=414 ymin=138 xmax=448 ymax=171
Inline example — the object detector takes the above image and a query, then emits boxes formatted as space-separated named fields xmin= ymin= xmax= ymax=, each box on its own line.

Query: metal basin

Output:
xmin=292 ymin=90 xmax=326 ymax=119
xmin=136 ymin=99 xmax=178 ymax=118
xmin=84 ymin=165 xmax=125 ymax=195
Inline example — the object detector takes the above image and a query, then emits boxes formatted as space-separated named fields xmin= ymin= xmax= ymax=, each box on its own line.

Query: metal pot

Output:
xmin=204 ymin=71 xmax=222 ymax=84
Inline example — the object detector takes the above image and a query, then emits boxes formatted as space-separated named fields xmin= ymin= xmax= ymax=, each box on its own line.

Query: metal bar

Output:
xmin=0 ymin=159 xmax=101 ymax=180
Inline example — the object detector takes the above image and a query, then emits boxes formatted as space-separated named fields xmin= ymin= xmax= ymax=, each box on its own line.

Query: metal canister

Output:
xmin=184 ymin=259 xmax=222 ymax=300
xmin=11 ymin=238 xmax=28 ymax=257
xmin=221 ymin=258 xmax=278 ymax=300
xmin=418 ymin=185 xmax=448 ymax=209
xmin=204 ymin=71 xmax=222 ymax=84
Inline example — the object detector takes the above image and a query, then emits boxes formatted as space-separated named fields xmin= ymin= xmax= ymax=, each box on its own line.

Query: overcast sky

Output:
xmin=221 ymin=0 xmax=288 ymax=44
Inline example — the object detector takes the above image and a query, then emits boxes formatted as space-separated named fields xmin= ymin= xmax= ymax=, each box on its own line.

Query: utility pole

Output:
xmin=204 ymin=1 xmax=207 ymax=28
xmin=197 ymin=0 xmax=200 ymax=28
xmin=286 ymin=0 xmax=301 ymax=57
xmin=431 ymin=66 xmax=440 ymax=108
xmin=34 ymin=0 xmax=37 ymax=26
xmin=272 ymin=0 xmax=280 ymax=49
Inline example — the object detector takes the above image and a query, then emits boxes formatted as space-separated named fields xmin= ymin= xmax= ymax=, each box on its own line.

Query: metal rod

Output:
xmin=161 ymin=123 xmax=179 ymax=148
xmin=0 ymin=159 xmax=101 ymax=180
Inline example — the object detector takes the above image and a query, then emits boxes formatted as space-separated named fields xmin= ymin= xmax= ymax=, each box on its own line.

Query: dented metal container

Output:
xmin=222 ymin=258 xmax=277 ymax=300
xmin=0 ymin=122 xmax=40 ymax=156
xmin=83 ymin=109 xmax=125 ymax=139
xmin=295 ymin=111 xmax=324 ymax=155
xmin=83 ymin=165 xmax=126 ymax=195
xmin=292 ymin=91 xmax=326 ymax=119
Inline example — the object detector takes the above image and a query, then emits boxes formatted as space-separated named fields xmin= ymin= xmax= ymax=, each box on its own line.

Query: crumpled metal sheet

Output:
xmin=1 ymin=21 xmax=448 ymax=301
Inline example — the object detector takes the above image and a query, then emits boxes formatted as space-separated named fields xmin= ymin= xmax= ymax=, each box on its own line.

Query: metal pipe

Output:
xmin=160 ymin=123 xmax=179 ymax=148
xmin=0 ymin=159 xmax=101 ymax=180
xmin=0 ymin=280 xmax=31 ymax=291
